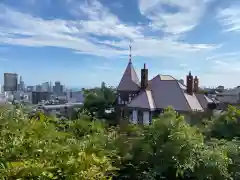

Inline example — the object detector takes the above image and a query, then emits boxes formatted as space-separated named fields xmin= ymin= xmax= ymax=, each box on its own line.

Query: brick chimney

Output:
xmin=141 ymin=63 xmax=148 ymax=89
xmin=186 ymin=72 xmax=193 ymax=95
xmin=194 ymin=76 xmax=199 ymax=93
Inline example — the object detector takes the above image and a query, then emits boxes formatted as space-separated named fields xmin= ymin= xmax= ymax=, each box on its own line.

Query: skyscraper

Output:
xmin=19 ymin=76 xmax=24 ymax=91
xmin=53 ymin=81 xmax=63 ymax=96
xmin=35 ymin=85 xmax=42 ymax=92
xmin=41 ymin=82 xmax=50 ymax=92
xmin=4 ymin=73 xmax=18 ymax=92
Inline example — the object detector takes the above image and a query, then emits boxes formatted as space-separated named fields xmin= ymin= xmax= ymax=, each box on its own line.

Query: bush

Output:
xmin=0 ymin=105 xmax=240 ymax=179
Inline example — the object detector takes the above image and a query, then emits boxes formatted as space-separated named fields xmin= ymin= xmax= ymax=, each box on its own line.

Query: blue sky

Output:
xmin=0 ymin=0 xmax=240 ymax=88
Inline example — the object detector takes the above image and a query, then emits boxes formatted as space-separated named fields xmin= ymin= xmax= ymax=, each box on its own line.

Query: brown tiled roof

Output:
xmin=117 ymin=61 xmax=140 ymax=91
xmin=128 ymin=90 xmax=156 ymax=110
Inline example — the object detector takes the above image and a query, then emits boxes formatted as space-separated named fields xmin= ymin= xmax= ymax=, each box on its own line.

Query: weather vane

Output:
xmin=129 ymin=40 xmax=132 ymax=62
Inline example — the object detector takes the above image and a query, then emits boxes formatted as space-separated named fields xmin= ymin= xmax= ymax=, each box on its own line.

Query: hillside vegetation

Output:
xmin=1 ymin=104 xmax=240 ymax=180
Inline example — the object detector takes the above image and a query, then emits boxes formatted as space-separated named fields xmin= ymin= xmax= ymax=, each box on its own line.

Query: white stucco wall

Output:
xmin=132 ymin=110 xmax=138 ymax=124
xmin=143 ymin=111 xmax=150 ymax=125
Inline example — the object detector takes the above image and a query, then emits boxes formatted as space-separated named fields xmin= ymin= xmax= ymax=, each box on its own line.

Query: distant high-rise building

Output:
xmin=35 ymin=85 xmax=42 ymax=92
xmin=4 ymin=73 xmax=18 ymax=92
xmin=49 ymin=81 xmax=53 ymax=92
xmin=53 ymin=81 xmax=63 ymax=96
xmin=67 ymin=90 xmax=84 ymax=103
xmin=19 ymin=76 xmax=24 ymax=91
xmin=31 ymin=91 xmax=50 ymax=104
xmin=41 ymin=82 xmax=50 ymax=92
xmin=26 ymin=86 xmax=34 ymax=92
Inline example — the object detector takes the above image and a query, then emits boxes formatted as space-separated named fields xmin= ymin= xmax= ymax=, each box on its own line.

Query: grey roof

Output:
xmin=117 ymin=62 xmax=215 ymax=112
xmin=220 ymin=87 xmax=240 ymax=95
xmin=43 ymin=102 xmax=83 ymax=110
xmin=150 ymin=75 xmax=203 ymax=111
xmin=127 ymin=74 xmax=204 ymax=112
xmin=159 ymin=75 xmax=175 ymax=80
xmin=117 ymin=61 xmax=140 ymax=91
xmin=184 ymin=93 xmax=204 ymax=111
xmin=128 ymin=90 xmax=156 ymax=110
xmin=195 ymin=94 xmax=213 ymax=109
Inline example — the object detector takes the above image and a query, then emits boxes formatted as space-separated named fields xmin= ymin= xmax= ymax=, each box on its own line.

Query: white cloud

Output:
xmin=69 ymin=0 xmax=143 ymax=39
xmin=204 ymin=52 xmax=240 ymax=76
xmin=214 ymin=60 xmax=240 ymax=73
xmin=207 ymin=52 xmax=240 ymax=61
xmin=138 ymin=0 xmax=211 ymax=34
xmin=96 ymin=37 xmax=218 ymax=58
xmin=217 ymin=5 xmax=240 ymax=33
xmin=0 ymin=0 xmax=218 ymax=58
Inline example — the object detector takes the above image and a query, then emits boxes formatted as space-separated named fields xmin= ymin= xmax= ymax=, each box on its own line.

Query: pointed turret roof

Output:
xmin=117 ymin=61 xmax=140 ymax=91
xmin=117 ymin=44 xmax=140 ymax=91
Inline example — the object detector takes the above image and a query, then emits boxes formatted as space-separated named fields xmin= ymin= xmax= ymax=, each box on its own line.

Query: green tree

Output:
xmin=207 ymin=105 xmax=240 ymax=140
xmin=1 ymin=105 xmax=240 ymax=180
xmin=0 ymin=106 xmax=119 ymax=179
xmin=82 ymin=82 xmax=116 ymax=120
xmin=116 ymin=108 xmax=231 ymax=180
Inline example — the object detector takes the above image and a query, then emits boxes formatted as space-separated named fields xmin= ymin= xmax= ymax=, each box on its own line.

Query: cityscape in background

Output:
xmin=0 ymin=72 xmax=84 ymax=108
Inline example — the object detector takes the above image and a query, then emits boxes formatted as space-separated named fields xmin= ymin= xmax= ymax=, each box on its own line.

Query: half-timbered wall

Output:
xmin=117 ymin=91 xmax=140 ymax=105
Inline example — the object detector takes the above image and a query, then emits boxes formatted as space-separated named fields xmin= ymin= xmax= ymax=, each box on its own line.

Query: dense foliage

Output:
xmin=82 ymin=82 xmax=117 ymax=121
xmin=1 ymin=105 xmax=240 ymax=179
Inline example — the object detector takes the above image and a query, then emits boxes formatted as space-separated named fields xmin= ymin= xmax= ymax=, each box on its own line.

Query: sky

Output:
xmin=0 ymin=0 xmax=240 ymax=88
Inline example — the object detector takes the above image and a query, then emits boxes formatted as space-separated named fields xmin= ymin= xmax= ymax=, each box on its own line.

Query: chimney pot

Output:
xmin=186 ymin=72 xmax=193 ymax=95
xmin=141 ymin=64 xmax=148 ymax=89
xmin=194 ymin=76 xmax=199 ymax=92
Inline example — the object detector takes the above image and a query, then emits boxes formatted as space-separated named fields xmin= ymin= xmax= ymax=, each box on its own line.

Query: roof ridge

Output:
xmin=175 ymin=80 xmax=192 ymax=111
xmin=151 ymin=74 xmax=178 ymax=81
xmin=130 ymin=62 xmax=140 ymax=83
xmin=146 ymin=90 xmax=156 ymax=110
xmin=193 ymin=93 xmax=204 ymax=109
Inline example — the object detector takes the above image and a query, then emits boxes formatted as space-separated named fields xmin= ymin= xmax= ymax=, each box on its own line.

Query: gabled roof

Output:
xmin=128 ymin=90 xmax=156 ymax=110
xmin=195 ymin=94 xmax=213 ymax=109
xmin=146 ymin=75 xmax=203 ymax=112
xmin=117 ymin=61 xmax=140 ymax=91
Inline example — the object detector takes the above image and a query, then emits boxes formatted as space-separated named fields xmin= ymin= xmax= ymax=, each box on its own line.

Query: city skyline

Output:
xmin=0 ymin=0 xmax=240 ymax=88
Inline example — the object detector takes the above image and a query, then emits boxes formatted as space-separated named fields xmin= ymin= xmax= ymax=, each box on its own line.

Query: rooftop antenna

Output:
xmin=129 ymin=40 xmax=132 ymax=63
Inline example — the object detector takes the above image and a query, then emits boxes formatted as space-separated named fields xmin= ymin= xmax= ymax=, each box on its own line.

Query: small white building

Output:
xmin=0 ymin=93 xmax=7 ymax=104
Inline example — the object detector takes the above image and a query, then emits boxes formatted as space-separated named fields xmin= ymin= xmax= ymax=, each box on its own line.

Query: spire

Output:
xmin=129 ymin=41 xmax=132 ymax=63
xmin=189 ymin=71 xmax=192 ymax=76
